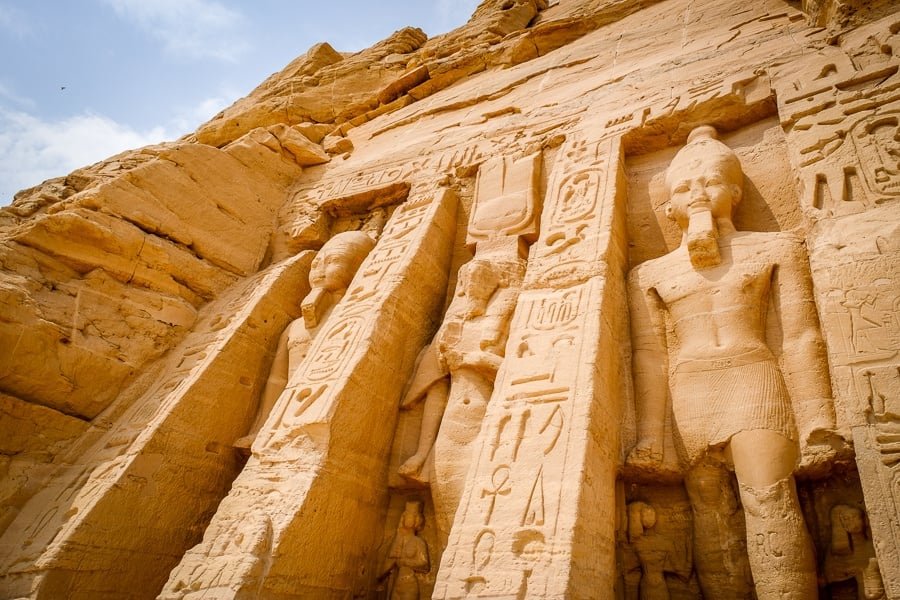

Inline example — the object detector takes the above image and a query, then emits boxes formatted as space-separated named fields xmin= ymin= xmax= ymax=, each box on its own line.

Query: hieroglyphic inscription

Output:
xmin=603 ymin=70 xmax=772 ymax=146
xmin=436 ymin=281 xmax=597 ymax=598
xmin=526 ymin=136 xmax=615 ymax=288
xmin=776 ymin=17 xmax=900 ymax=214
xmin=300 ymin=144 xmax=492 ymax=203
xmin=810 ymin=202 xmax=900 ymax=598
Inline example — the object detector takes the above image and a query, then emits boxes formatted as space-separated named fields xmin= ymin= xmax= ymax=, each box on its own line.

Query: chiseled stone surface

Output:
xmin=1 ymin=1 xmax=899 ymax=599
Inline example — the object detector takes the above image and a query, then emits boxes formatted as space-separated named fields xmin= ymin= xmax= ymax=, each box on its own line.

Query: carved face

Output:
xmin=400 ymin=502 xmax=423 ymax=531
xmin=457 ymin=261 xmax=499 ymax=309
xmin=309 ymin=247 xmax=355 ymax=291
xmin=665 ymin=151 xmax=743 ymax=230
xmin=838 ymin=507 xmax=864 ymax=535
xmin=308 ymin=232 xmax=374 ymax=292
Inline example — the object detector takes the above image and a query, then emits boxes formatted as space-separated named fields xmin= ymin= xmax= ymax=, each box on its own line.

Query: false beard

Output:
xmin=686 ymin=209 xmax=721 ymax=268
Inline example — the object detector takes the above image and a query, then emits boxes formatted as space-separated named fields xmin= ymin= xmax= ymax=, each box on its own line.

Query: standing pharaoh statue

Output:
xmin=234 ymin=230 xmax=375 ymax=450
xmin=626 ymin=126 xmax=837 ymax=599
xmin=397 ymin=256 xmax=524 ymax=539
xmin=397 ymin=152 xmax=539 ymax=541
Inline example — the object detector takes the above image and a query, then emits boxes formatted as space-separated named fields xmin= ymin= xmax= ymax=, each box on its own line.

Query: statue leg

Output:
xmin=729 ymin=429 xmax=818 ymax=600
xmin=638 ymin=564 xmax=668 ymax=600
xmin=399 ymin=378 xmax=450 ymax=479
xmin=684 ymin=460 xmax=753 ymax=599
xmin=431 ymin=370 xmax=492 ymax=540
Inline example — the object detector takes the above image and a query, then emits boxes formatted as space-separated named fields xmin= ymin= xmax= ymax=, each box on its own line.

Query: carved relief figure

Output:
xmin=380 ymin=500 xmax=430 ymax=600
xmin=621 ymin=501 xmax=691 ymax=600
xmin=851 ymin=113 xmax=900 ymax=198
xmin=824 ymin=504 xmax=886 ymax=600
xmin=626 ymin=126 xmax=837 ymax=599
xmin=398 ymin=256 xmax=525 ymax=538
xmin=234 ymin=231 xmax=375 ymax=449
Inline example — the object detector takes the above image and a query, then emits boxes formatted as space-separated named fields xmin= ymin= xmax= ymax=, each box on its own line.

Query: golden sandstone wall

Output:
xmin=1 ymin=0 xmax=899 ymax=598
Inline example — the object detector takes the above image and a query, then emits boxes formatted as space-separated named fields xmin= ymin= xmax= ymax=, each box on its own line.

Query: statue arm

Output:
xmin=411 ymin=538 xmax=430 ymax=573
xmin=379 ymin=536 xmax=399 ymax=580
xmin=400 ymin=343 xmax=449 ymax=410
xmin=772 ymin=238 xmax=836 ymax=440
xmin=237 ymin=325 xmax=292 ymax=446
xmin=627 ymin=271 xmax=669 ymax=465
xmin=462 ymin=285 xmax=519 ymax=377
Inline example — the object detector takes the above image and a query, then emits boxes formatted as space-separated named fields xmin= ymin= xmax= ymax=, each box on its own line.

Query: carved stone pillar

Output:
xmin=808 ymin=202 xmax=900 ymax=598
xmin=434 ymin=133 xmax=628 ymax=598
xmin=0 ymin=251 xmax=316 ymax=599
xmin=159 ymin=188 xmax=457 ymax=599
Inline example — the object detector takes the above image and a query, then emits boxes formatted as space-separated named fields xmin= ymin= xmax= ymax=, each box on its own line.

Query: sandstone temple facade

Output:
xmin=1 ymin=0 xmax=899 ymax=598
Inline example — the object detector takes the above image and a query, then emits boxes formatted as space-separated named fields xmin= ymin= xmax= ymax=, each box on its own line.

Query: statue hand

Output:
xmin=626 ymin=439 xmax=664 ymax=470
xmin=797 ymin=426 xmax=851 ymax=477
xmin=467 ymin=350 xmax=502 ymax=375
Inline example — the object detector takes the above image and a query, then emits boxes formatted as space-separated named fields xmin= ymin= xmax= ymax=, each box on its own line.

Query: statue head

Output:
xmin=308 ymin=231 xmax=375 ymax=293
xmin=627 ymin=501 xmax=657 ymax=542
xmin=664 ymin=125 xmax=744 ymax=228
xmin=456 ymin=260 xmax=501 ymax=312
xmin=400 ymin=500 xmax=425 ymax=532
xmin=830 ymin=504 xmax=866 ymax=556
xmin=302 ymin=231 xmax=375 ymax=328
xmin=664 ymin=126 xmax=744 ymax=268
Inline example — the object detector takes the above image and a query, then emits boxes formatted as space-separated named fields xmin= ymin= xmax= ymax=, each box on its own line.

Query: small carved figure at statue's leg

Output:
xmin=730 ymin=429 xmax=818 ymax=600
xmin=399 ymin=378 xmax=449 ymax=478
xmin=684 ymin=460 xmax=753 ymax=599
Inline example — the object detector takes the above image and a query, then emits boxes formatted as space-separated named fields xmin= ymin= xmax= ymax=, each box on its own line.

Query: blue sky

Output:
xmin=0 ymin=0 xmax=480 ymax=205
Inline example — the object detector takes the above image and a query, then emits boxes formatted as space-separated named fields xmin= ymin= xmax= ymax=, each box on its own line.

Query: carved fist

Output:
xmin=797 ymin=427 xmax=850 ymax=477
xmin=626 ymin=439 xmax=664 ymax=470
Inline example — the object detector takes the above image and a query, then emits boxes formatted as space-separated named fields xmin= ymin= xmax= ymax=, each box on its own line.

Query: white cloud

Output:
xmin=102 ymin=0 xmax=248 ymax=61
xmin=0 ymin=108 xmax=171 ymax=205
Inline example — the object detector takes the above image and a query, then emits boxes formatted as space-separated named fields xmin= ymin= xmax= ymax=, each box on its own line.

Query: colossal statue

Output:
xmin=234 ymin=230 xmax=375 ymax=449
xmin=398 ymin=256 xmax=525 ymax=540
xmin=626 ymin=126 xmax=837 ymax=599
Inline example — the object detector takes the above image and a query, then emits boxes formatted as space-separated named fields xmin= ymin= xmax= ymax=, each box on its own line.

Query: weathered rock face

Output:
xmin=1 ymin=0 xmax=899 ymax=598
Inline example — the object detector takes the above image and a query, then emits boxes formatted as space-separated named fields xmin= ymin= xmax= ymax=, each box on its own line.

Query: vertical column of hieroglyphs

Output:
xmin=776 ymin=14 xmax=900 ymax=596
xmin=159 ymin=188 xmax=457 ymax=599
xmin=808 ymin=206 xmax=900 ymax=597
xmin=435 ymin=131 xmax=627 ymax=599
xmin=0 ymin=252 xmax=315 ymax=599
